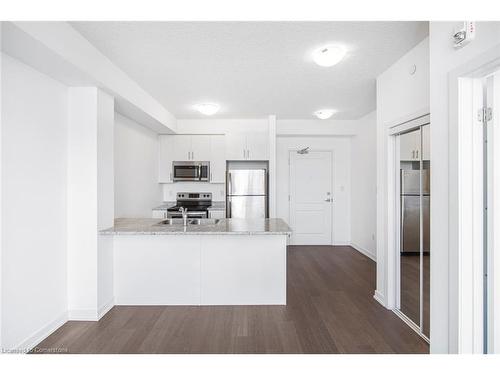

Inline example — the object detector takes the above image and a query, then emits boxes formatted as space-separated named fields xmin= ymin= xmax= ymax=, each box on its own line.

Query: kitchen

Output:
xmin=2 ymin=16 xmax=500 ymax=361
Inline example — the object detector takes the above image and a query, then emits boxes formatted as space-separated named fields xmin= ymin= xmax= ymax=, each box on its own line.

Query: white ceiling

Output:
xmin=71 ymin=21 xmax=428 ymax=120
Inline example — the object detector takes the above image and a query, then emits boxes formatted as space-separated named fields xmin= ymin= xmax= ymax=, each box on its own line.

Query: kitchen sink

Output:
xmin=188 ymin=218 xmax=220 ymax=225
xmin=156 ymin=218 xmax=220 ymax=226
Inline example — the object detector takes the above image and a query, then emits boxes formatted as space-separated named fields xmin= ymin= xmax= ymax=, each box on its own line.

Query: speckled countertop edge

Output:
xmin=100 ymin=218 xmax=291 ymax=236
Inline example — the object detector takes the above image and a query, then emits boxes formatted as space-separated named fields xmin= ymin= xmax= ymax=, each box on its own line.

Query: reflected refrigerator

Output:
xmin=400 ymin=169 xmax=430 ymax=253
xmin=226 ymin=169 xmax=268 ymax=218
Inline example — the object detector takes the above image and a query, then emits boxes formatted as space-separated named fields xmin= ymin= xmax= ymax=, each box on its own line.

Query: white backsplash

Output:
xmin=162 ymin=182 xmax=225 ymax=202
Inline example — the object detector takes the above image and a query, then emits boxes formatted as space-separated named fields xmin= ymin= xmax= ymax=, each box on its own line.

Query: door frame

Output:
xmin=388 ymin=118 xmax=430 ymax=343
xmin=449 ymin=46 xmax=500 ymax=353
xmin=288 ymin=149 xmax=334 ymax=245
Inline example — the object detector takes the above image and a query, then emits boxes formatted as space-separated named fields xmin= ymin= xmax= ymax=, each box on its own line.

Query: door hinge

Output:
xmin=477 ymin=107 xmax=493 ymax=123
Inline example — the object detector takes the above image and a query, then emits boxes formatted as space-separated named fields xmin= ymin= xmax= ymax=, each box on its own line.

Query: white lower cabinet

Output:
xmin=208 ymin=210 xmax=226 ymax=219
xmin=152 ymin=210 xmax=167 ymax=219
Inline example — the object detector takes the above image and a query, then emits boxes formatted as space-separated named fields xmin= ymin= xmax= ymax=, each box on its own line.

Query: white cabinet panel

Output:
xmin=225 ymin=133 xmax=247 ymax=160
xmin=209 ymin=135 xmax=226 ymax=183
xmin=208 ymin=210 xmax=225 ymax=219
xmin=159 ymin=135 xmax=174 ymax=183
xmin=225 ymin=133 xmax=269 ymax=161
xmin=173 ymin=135 xmax=192 ymax=161
xmin=191 ymin=135 xmax=210 ymax=161
xmin=246 ymin=133 xmax=269 ymax=160
xmin=152 ymin=210 xmax=167 ymax=219
xmin=200 ymin=235 xmax=286 ymax=305
xmin=400 ymin=129 xmax=421 ymax=161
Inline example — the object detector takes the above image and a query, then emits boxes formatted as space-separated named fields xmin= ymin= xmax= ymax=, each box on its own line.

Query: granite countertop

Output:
xmin=152 ymin=201 xmax=226 ymax=211
xmin=100 ymin=218 xmax=291 ymax=236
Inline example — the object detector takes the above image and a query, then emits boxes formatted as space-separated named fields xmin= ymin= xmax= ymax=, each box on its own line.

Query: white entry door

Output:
xmin=289 ymin=150 xmax=333 ymax=245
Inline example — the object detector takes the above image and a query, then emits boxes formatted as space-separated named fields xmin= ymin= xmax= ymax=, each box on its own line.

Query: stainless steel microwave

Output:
xmin=172 ymin=161 xmax=210 ymax=182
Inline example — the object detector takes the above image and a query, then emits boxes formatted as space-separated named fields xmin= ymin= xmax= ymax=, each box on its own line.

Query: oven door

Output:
xmin=173 ymin=162 xmax=210 ymax=182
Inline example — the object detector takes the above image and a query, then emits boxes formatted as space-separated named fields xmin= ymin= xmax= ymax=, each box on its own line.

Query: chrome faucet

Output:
xmin=179 ymin=207 xmax=188 ymax=226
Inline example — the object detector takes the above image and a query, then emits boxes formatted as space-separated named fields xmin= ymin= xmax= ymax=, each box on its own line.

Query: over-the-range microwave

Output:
xmin=172 ymin=161 xmax=210 ymax=182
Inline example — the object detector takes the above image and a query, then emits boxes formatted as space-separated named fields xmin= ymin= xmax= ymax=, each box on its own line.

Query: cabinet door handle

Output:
xmin=170 ymin=172 xmax=172 ymax=181
xmin=247 ymin=150 xmax=250 ymax=159
xmin=412 ymin=150 xmax=415 ymax=159
xmin=243 ymin=149 xmax=245 ymax=159
xmin=192 ymin=151 xmax=195 ymax=160
xmin=416 ymin=150 xmax=419 ymax=159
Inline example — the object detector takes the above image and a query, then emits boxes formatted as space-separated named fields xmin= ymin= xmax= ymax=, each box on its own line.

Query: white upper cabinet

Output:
xmin=421 ymin=124 xmax=430 ymax=161
xmin=191 ymin=135 xmax=210 ymax=161
xmin=173 ymin=135 xmax=192 ymax=161
xmin=225 ymin=133 xmax=248 ymax=160
xmin=400 ymin=129 xmax=421 ymax=161
xmin=159 ymin=135 xmax=175 ymax=183
xmin=173 ymin=135 xmax=210 ymax=161
xmin=209 ymin=135 xmax=226 ymax=183
xmin=246 ymin=133 xmax=269 ymax=160
xmin=159 ymin=134 xmax=226 ymax=184
xmin=225 ymin=133 xmax=269 ymax=160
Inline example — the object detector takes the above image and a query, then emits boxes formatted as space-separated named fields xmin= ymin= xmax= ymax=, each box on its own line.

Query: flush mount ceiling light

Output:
xmin=312 ymin=44 xmax=347 ymax=67
xmin=314 ymin=109 xmax=337 ymax=120
xmin=193 ymin=103 xmax=220 ymax=116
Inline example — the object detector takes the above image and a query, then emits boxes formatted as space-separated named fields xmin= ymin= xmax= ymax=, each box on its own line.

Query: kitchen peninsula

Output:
xmin=100 ymin=218 xmax=291 ymax=306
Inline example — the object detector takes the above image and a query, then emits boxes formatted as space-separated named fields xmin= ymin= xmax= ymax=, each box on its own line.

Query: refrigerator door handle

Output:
xmin=227 ymin=197 xmax=232 ymax=218
xmin=227 ymin=172 xmax=232 ymax=195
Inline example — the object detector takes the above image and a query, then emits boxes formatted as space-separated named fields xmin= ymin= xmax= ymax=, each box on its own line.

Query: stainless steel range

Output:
xmin=166 ymin=192 xmax=212 ymax=219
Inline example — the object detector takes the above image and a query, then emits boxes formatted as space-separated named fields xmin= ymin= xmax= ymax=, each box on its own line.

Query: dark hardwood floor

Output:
xmin=34 ymin=246 xmax=429 ymax=354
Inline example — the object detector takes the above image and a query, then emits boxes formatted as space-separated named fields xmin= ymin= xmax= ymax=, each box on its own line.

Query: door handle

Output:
xmin=415 ymin=150 xmax=419 ymax=159
xmin=247 ymin=150 xmax=250 ymax=159
xmin=243 ymin=149 xmax=245 ymax=159
xmin=412 ymin=150 xmax=415 ymax=159
xmin=324 ymin=198 xmax=332 ymax=202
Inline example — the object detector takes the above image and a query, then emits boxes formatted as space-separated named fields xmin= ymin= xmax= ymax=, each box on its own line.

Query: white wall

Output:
xmin=1 ymin=54 xmax=68 ymax=350
xmin=350 ymin=111 xmax=377 ymax=259
xmin=276 ymin=134 xmax=352 ymax=245
xmin=375 ymin=37 xmax=430 ymax=308
xmin=114 ymin=113 xmax=162 ymax=216
xmin=429 ymin=21 xmax=500 ymax=354
xmin=67 ymin=87 xmax=114 ymax=321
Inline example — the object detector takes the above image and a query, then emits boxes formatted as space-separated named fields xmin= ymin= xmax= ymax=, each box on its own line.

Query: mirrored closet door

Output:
xmin=397 ymin=124 xmax=430 ymax=340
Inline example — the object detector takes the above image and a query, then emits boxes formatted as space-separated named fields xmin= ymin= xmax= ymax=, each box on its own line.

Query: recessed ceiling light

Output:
xmin=193 ymin=103 xmax=220 ymax=116
xmin=314 ymin=109 xmax=337 ymax=120
xmin=312 ymin=45 xmax=346 ymax=67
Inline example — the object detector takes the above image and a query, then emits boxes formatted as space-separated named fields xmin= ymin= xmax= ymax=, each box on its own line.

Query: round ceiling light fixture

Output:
xmin=312 ymin=44 xmax=347 ymax=67
xmin=193 ymin=103 xmax=220 ymax=116
xmin=314 ymin=109 xmax=337 ymax=120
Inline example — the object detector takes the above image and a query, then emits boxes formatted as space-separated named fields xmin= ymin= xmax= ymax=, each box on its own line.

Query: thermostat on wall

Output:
xmin=453 ymin=22 xmax=475 ymax=49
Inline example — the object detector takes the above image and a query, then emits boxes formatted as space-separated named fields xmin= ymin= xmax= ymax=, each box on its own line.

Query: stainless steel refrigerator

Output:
xmin=401 ymin=169 xmax=430 ymax=253
xmin=226 ymin=169 xmax=268 ymax=218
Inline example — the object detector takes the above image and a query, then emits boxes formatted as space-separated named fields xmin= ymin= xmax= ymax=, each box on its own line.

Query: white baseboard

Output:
xmin=349 ymin=242 xmax=376 ymax=262
xmin=68 ymin=308 xmax=98 ymax=321
xmin=68 ymin=298 xmax=115 ymax=321
xmin=97 ymin=298 xmax=114 ymax=320
xmin=373 ymin=290 xmax=387 ymax=308
xmin=14 ymin=311 xmax=68 ymax=353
